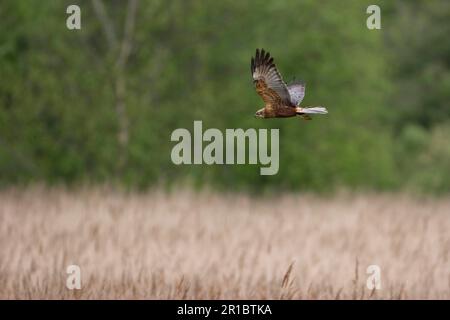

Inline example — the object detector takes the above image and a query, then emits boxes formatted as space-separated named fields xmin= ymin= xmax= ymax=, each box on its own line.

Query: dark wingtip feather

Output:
xmin=251 ymin=57 xmax=255 ymax=74
xmin=253 ymin=48 xmax=275 ymax=70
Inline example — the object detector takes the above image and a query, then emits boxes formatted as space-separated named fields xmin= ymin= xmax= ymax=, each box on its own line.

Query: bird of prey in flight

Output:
xmin=251 ymin=48 xmax=328 ymax=119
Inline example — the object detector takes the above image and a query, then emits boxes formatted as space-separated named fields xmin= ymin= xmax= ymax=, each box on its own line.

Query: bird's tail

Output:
xmin=296 ymin=106 xmax=328 ymax=115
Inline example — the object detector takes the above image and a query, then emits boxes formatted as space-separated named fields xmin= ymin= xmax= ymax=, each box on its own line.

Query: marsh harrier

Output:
xmin=251 ymin=48 xmax=328 ymax=119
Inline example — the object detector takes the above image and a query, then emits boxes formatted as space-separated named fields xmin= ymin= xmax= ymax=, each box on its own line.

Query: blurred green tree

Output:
xmin=0 ymin=0 xmax=447 ymax=194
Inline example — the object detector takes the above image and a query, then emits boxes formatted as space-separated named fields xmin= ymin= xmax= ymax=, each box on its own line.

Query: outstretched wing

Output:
xmin=287 ymin=81 xmax=306 ymax=106
xmin=251 ymin=49 xmax=291 ymax=105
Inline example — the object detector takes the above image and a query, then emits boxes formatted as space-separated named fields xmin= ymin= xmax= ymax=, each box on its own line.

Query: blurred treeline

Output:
xmin=0 ymin=0 xmax=449 ymax=193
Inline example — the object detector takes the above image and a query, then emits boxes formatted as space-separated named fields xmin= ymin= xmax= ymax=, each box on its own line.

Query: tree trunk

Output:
xmin=92 ymin=0 xmax=139 ymax=175
xmin=114 ymin=72 xmax=129 ymax=172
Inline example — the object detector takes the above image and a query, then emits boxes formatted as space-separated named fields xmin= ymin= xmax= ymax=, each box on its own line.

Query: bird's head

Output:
xmin=254 ymin=109 xmax=265 ymax=119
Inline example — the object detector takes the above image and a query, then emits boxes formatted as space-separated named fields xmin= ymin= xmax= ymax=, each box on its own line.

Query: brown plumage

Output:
xmin=251 ymin=48 xmax=328 ymax=119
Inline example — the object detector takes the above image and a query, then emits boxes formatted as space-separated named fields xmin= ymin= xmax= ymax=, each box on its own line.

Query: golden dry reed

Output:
xmin=0 ymin=187 xmax=449 ymax=299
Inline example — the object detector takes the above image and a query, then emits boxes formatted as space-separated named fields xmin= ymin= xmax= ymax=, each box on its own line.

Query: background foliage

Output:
xmin=0 ymin=0 xmax=448 ymax=193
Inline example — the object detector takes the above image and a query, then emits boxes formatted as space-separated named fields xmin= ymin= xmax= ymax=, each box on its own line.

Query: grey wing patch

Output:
xmin=287 ymin=81 xmax=306 ymax=106
xmin=251 ymin=48 xmax=291 ymax=105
